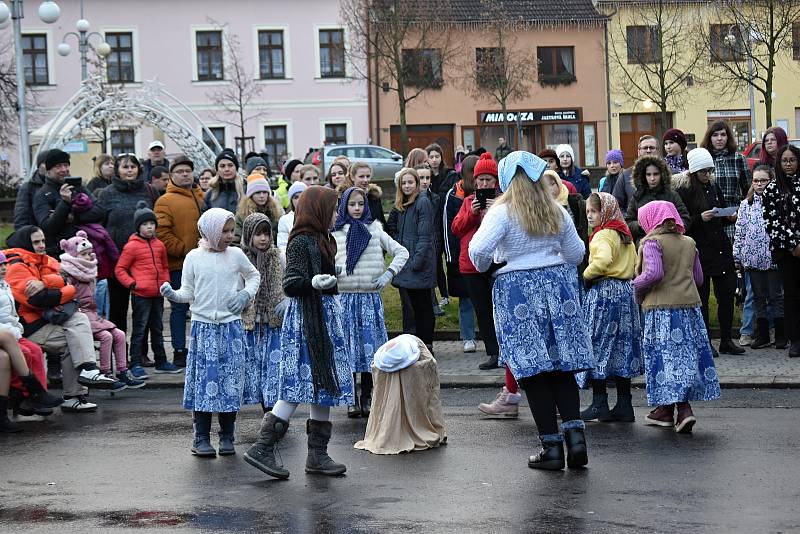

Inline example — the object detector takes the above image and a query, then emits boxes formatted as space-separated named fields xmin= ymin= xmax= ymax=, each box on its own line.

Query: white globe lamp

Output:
xmin=38 ymin=1 xmax=60 ymax=24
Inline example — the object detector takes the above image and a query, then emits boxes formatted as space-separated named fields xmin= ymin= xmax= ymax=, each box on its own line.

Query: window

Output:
xmin=402 ymin=48 xmax=443 ymax=88
xmin=196 ymin=30 xmax=224 ymax=80
xmin=537 ymin=47 xmax=575 ymax=84
xmin=793 ymin=23 xmax=800 ymax=61
xmin=626 ymin=26 xmax=661 ymax=64
xmin=110 ymin=129 xmax=135 ymax=156
xmin=476 ymin=47 xmax=505 ymax=89
xmin=263 ymin=125 xmax=288 ymax=164
xmin=319 ymin=29 xmax=345 ymax=78
xmin=21 ymin=34 xmax=48 ymax=85
xmin=202 ymin=127 xmax=225 ymax=153
xmin=258 ymin=30 xmax=285 ymax=79
xmin=710 ymin=24 xmax=744 ymax=62
xmin=106 ymin=32 xmax=134 ymax=83
xmin=324 ymin=123 xmax=347 ymax=145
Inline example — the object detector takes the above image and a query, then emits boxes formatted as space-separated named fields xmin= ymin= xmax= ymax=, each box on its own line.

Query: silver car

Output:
xmin=322 ymin=144 xmax=404 ymax=181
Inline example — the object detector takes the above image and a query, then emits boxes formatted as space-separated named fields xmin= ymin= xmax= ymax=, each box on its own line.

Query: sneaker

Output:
xmin=60 ymin=396 xmax=98 ymax=413
xmin=104 ymin=374 xmax=128 ymax=393
xmin=644 ymin=405 xmax=674 ymax=427
xmin=738 ymin=334 xmax=754 ymax=347
xmin=77 ymin=368 xmax=117 ymax=389
xmin=117 ymin=370 xmax=146 ymax=389
xmin=463 ymin=340 xmax=477 ymax=353
xmin=130 ymin=365 xmax=150 ymax=380
xmin=675 ymin=403 xmax=697 ymax=434
xmin=478 ymin=387 xmax=520 ymax=418
xmin=154 ymin=361 xmax=183 ymax=374
xmin=438 ymin=297 xmax=449 ymax=307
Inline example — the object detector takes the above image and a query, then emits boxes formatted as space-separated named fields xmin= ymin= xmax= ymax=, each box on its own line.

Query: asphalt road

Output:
xmin=1 ymin=388 xmax=799 ymax=533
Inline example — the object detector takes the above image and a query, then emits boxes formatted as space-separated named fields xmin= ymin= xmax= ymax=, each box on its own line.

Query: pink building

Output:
xmin=5 ymin=0 xmax=367 ymax=176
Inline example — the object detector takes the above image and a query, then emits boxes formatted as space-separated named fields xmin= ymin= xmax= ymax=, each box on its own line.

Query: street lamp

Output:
xmin=0 ymin=0 xmax=61 ymax=178
xmin=57 ymin=15 xmax=111 ymax=81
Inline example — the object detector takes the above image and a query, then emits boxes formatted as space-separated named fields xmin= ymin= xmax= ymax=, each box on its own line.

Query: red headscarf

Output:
xmin=759 ymin=126 xmax=788 ymax=167
xmin=288 ymin=185 xmax=338 ymax=265
xmin=589 ymin=192 xmax=633 ymax=243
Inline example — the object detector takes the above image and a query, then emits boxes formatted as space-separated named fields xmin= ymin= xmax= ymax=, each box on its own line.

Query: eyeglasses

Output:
xmin=697 ymin=168 xmax=714 ymax=175
xmin=752 ymin=178 xmax=771 ymax=184
xmin=781 ymin=158 xmax=798 ymax=164
xmin=640 ymin=146 xmax=658 ymax=152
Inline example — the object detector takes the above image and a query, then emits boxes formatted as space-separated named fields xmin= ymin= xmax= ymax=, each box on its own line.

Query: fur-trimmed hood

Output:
xmin=336 ymin=182 xmax=382 ymax=200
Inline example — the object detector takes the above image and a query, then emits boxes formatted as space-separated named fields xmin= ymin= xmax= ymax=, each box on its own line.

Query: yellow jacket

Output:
xmin=583 ymin=229 xmax=636 ymax=281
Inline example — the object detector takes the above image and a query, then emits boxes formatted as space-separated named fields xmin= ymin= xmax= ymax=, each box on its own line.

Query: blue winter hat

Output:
xmin=497 ymin=151 xmax=547 ymax=192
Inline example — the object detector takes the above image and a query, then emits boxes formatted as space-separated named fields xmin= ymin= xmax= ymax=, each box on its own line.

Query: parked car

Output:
xmin=741 ymin=138 xmax=800 ymax=169
xmin=304 ymin=144 xmax=404 ymax=181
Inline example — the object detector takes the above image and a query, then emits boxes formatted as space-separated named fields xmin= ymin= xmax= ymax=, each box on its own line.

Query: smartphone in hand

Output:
xmin=65 ymin=177 xmax=82 ymax=188
xmin=475 ymin=188 xmax=496 ymax=210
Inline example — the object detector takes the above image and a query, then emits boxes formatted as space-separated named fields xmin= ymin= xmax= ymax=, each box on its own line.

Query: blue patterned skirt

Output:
xmin=576 ymin=278 xmax=644 ymax=388
xmin=277 ymin=295 xmax=355 ymax=406
xmin=242 ymin=323 xmax=282 ymax=407
xmin=340 ymin=292 xmax=388 ymax=373
xmin=493 ymin=264 xmax=595 ymax=381
xmin=183 ymin=320 xmax=247 ymax=412
xmin=642 ymin=307 xmax=721 ymax=406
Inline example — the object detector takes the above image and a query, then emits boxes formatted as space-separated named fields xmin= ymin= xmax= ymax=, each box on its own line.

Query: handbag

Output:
xmin=43 ymin=300 xmax=79 ymax=325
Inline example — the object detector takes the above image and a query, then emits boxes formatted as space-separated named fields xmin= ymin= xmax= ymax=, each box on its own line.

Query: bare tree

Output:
xmin=463 ymin=3 xmax=535 ymax=146
xmin=341 ymin=0 xmax=458 ymax=155
xmin=702 ymin=0 xmax=800 ymax=127
xmin=604 ymin=0 xmax=706 ymax=140
xmin=0 ymin=36 xmax=38 ymax=187
xmin=205 ymin=19 xmax=266 ymax=159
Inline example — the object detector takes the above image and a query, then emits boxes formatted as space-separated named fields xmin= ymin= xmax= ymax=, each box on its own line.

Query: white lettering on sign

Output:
xmin=482 ymin=110 xmax=579 ymax=124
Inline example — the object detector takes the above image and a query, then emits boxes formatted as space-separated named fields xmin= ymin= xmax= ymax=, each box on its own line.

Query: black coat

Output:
xmin=97 ymin=177 xmax=157 ymax=253
xmin=677 ymin=180 xmax=735 ymax=276
xmin=390 ymin=195 xmax=436 ymax=290
xmin=13 ymin=172 xmax=45 ymax=230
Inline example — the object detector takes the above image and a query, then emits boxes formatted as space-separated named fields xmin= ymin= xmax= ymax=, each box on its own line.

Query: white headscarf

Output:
xmin=373 ymin=334 xmax=421 ymax=372
xmin=197 ymin=207 xmax=234 ymax=250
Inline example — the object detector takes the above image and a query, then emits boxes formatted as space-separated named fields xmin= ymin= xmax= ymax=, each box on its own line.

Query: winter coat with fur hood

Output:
xmin=625 ymin=168 xmax=691 ymax=242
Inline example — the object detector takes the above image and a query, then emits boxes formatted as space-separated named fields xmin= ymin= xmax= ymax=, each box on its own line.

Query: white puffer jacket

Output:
xmin=0 ymin=281 xmax=23 ymax=339
xmin=334 ymin=220 xmax=409 ymax=293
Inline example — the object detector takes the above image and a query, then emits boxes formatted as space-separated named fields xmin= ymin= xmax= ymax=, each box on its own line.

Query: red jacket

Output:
xmin=4 ymin=248 xmax=76 ymax=334
xmin=115 ymin=234 xmax=170 ymax=298
xmin=450 ymin=193 xmax=484 ymax=275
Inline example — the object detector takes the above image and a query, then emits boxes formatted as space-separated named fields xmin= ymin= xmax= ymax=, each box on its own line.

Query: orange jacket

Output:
xmin=4 ymin=247 xmax=76 ymax=332
xmin=154 ymin=181 xmax=205 ymax=271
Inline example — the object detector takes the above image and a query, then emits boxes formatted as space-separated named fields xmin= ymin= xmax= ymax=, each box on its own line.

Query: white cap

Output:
xmin=373 ymin=334 xmax=421 ymax=373
xmin=687 ymin=147 xmax=715 ymax=174
xmin=148 ymin=140 xmax=165 ymax=150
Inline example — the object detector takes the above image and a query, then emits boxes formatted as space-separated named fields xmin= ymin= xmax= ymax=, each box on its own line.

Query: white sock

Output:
xmin=506 ymin=391 xmax=522 ymax=404
xmin=271 ymin=400 xmax=299 ymax=421
xmin=309 ymin=404 xmax=330 ymax=421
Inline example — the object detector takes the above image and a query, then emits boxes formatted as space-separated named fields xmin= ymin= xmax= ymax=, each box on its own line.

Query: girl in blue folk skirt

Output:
xmin=578 ymin=193 xmax=643 ymax=423
xmin=160 ymin=208 xmax=260 ymax=457
xmin=240 ymin=213 xmax=286 ymax=411
xmin=333 ymin=186 xmax=409 ymax=418
xmin=633 ymin=201 xmax=721 ymax=434
xmin=244 ymin=186 xmax=354 ymax=480
xmin=469 ymin=151 xmax=596 ymax=471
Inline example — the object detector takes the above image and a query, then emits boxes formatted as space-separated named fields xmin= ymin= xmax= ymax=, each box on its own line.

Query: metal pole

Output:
xmin=11 ymin=0 xmax=30 ymax=177
xmin=747 ymin=51 xmax=757 ymax=138
xmin=79 ymin=29 xmax=87 ymax=80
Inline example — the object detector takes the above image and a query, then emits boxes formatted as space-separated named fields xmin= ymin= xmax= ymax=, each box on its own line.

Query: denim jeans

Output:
xmin=459 ymin=296 xmax=475 ymax=341
xmin=740 ymin=272 xmax=755 ymax=336
xmin=94 ymin=278 xmax=109 ymax=319
xmin=130 ymin=295 xmax=167 ymax=366
xmin=169 ymin=270 xmax=189 ymax=351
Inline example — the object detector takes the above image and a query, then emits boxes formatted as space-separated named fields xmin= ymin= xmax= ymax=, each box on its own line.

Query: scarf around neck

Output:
xmin=59 ymin=251 xmax=98 ymax=283
xmin=589 ymin=192 xmax=632 ymax=243
xmin=334 ymin=187 xmax=373 ymax=275
xmin=241 ymin=213 xmax=284 ymax=327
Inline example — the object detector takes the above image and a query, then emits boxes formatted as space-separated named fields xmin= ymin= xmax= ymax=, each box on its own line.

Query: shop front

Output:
xmin=707 ymin=110 xmax=753 ymax=151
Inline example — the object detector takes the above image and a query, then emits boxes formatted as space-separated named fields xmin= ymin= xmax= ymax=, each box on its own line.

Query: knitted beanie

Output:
xmin=45 ymin=149 xmax=70 ymax=170
xmin=663 ymin=128 xmax=688 ymax=151
xmin=215 ymin=150 xmax=239 ymax=171
xmin=59 ymin=230 xmax=93 ymax=256
xmin=245 ymin=156 xmax=268 ymax=175
xmin=555 ymin=144 xmax=575 ymax=161
xmin=473 ymin=152 xmax=498 ymax=177
xmin=605 ymin=149 xmax=624 ymax=165
xmin=287 ymin=181 xmax=308 ymax=200
xmin=246 ymin=176 xmax=271 ymax=198
xmin=687 ymin=148 xmax=715 ymax=174
xmin=133 ymin=200 xmax=157 ymax=232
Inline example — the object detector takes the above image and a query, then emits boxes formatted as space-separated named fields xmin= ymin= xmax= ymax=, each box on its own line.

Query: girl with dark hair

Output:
xmin=244 ymin=186 xmax=354 ymax=479
xmin=759 ymin=126 xmax=789 ymax=167
xmin=663 ymin=128 xmax=689 ymax=175
xmin=675 ymin=148 xmax=744 ymax=356
xmin=87 ymin=154 xmax=115 ymax=194
xmin=762 ymin=144 xmax=800 ymax=357
xmin=625 ymin=156 xmax=691 ymax=242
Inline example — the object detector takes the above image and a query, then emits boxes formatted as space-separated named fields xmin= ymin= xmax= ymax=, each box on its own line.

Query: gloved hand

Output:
xmin=160 ymin=282 xmax=178 ymax=301
xmin=227 ymin=290 xmax=251 ymax=315
xmin=311 ymin=274 xmax=337 ymax=290
xmin=274 ymin=298 xmax=290 ymax=317
xmin=372 ymin=270 xmax=394 ymax=290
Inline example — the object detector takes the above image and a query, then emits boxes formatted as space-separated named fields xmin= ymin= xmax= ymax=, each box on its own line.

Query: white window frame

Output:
xmin=191 ymin=25 xmax=228 ymax=84
xmin=319 ymin=118 xmax=353 ymax=145
xmin=313 ymin=24 xmax=349 ymax=81
xmin=252 ymin=24 xmax=292 ymax=84
xmin=198 ymin=123 xmax=229 ymax=153
xmin=260 ymin=120 xmax=293 ymax=162
xmin=100 ymin=27 xmax=141 ymax=84
xmin=107 ymin=126 xmax=140 ymax=156
xmin=21 ymin=28 xmax=56 ymax=87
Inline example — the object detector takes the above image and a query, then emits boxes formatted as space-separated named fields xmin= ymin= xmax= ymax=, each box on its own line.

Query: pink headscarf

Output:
xmin=637 ymin=200 xmax=685 ymax=235
xmin=198 ymin=207 xmax=234 ymax=250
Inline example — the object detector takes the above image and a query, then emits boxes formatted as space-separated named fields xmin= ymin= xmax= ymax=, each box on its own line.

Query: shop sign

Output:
xmin=480 ymin=109 xmax=579 ymax=124
xmin=707 ymin=110 xmax=750 ymax=119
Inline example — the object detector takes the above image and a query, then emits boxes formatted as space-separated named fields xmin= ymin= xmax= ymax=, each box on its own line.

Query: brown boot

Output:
xmin=675 ymin=402 xmax=697 ymax=434
xmin=644 ymin=404 xmax=674 ymax=427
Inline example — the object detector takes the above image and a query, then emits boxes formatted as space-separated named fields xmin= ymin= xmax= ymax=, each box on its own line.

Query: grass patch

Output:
xmin=0 ymin=223 xmax=13 ymax=246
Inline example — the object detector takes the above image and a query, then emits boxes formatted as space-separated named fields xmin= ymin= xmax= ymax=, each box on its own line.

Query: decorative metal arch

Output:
xmin=36 ymin=77 xmax=222 ymax=171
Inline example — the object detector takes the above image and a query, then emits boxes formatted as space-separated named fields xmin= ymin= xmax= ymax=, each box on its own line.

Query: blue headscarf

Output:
xmin=497 ymin=151 xmax=547 ymax=192
xmin=334 ymin=187 xmax=374 ymax=275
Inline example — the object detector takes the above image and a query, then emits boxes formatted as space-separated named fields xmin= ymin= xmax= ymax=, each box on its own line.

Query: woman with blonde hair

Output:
xmin=405 ymin=148 xmax=428 ymax=168
xmin=205 ymin=152 xmax=245 ymax=213
xmin=469 ymin=151 xmax=595 ymax=471
xmin=234 ymin=175 xmax=284 ymax=246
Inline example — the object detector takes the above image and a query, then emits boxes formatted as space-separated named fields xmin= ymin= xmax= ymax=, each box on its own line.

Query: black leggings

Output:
xmin=519 ymin=371 xmax=580 ymax=436
xmin=400 ymin=288 xmax=435 ymax=347
xmin=107 ymin=276 xmax=130 ymax=332
xmin=463 ymin=274 xmax=499 ymax=356
xmin=698 ymin=270 xmax=736 ymax=341
xmin=778 ymin=256 xmax=800 ymax=341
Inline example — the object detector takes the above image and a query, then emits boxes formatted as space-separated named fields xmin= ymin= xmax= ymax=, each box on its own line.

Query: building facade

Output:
xmin=4 ymin=0 xmax=367 ymax=177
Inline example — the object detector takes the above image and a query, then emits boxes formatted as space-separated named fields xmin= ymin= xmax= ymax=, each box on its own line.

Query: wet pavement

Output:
xmin=1 ymin=388 xmax=799 ymax=533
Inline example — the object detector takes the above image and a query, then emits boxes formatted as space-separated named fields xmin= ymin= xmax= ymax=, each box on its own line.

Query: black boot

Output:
xmin=790 ymin=340 xmax=800 ymax=358
xmin=21 ymin=373 xmax=63 ymax=409
xmin=172 ymin=348 xmax=188 ymax=368
xmin=750 ymin=318 xmax=772 ymax=349
xmin=608 ymin=378 xmax=635 ymax=423
xmin=347 ymin=373 xmax=361 ymax=418
xmin=360 ymin=372 xmax=373 ymax=418
xmin=527 ymin=437 xmax=565 ymax=471
xmin=191 ymin=411 xmax=216 ymax=457
xmin=305 ymin=419 xmax=346 ymax=476
xmin=218 ymin=412 xmax=236 ymax=456
xmin=579 ymin=393 xmax=610 ymax=422
xmin=46 ymin=353 xmax=62 ymax=388
xmin=0 ymin=396 xmax=22 ymax=433
xmin=478 ymin=354 xmax=499 ymax=370
xmin=718 ymin=339 xmax=745 ymax=355
xmin=563 ymin=424 xmax=589 ymax=468
xmin=244 ymin=412 xmax=290 ymax=479
xmin=774 ymin=318 xmax=788 ymax=349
